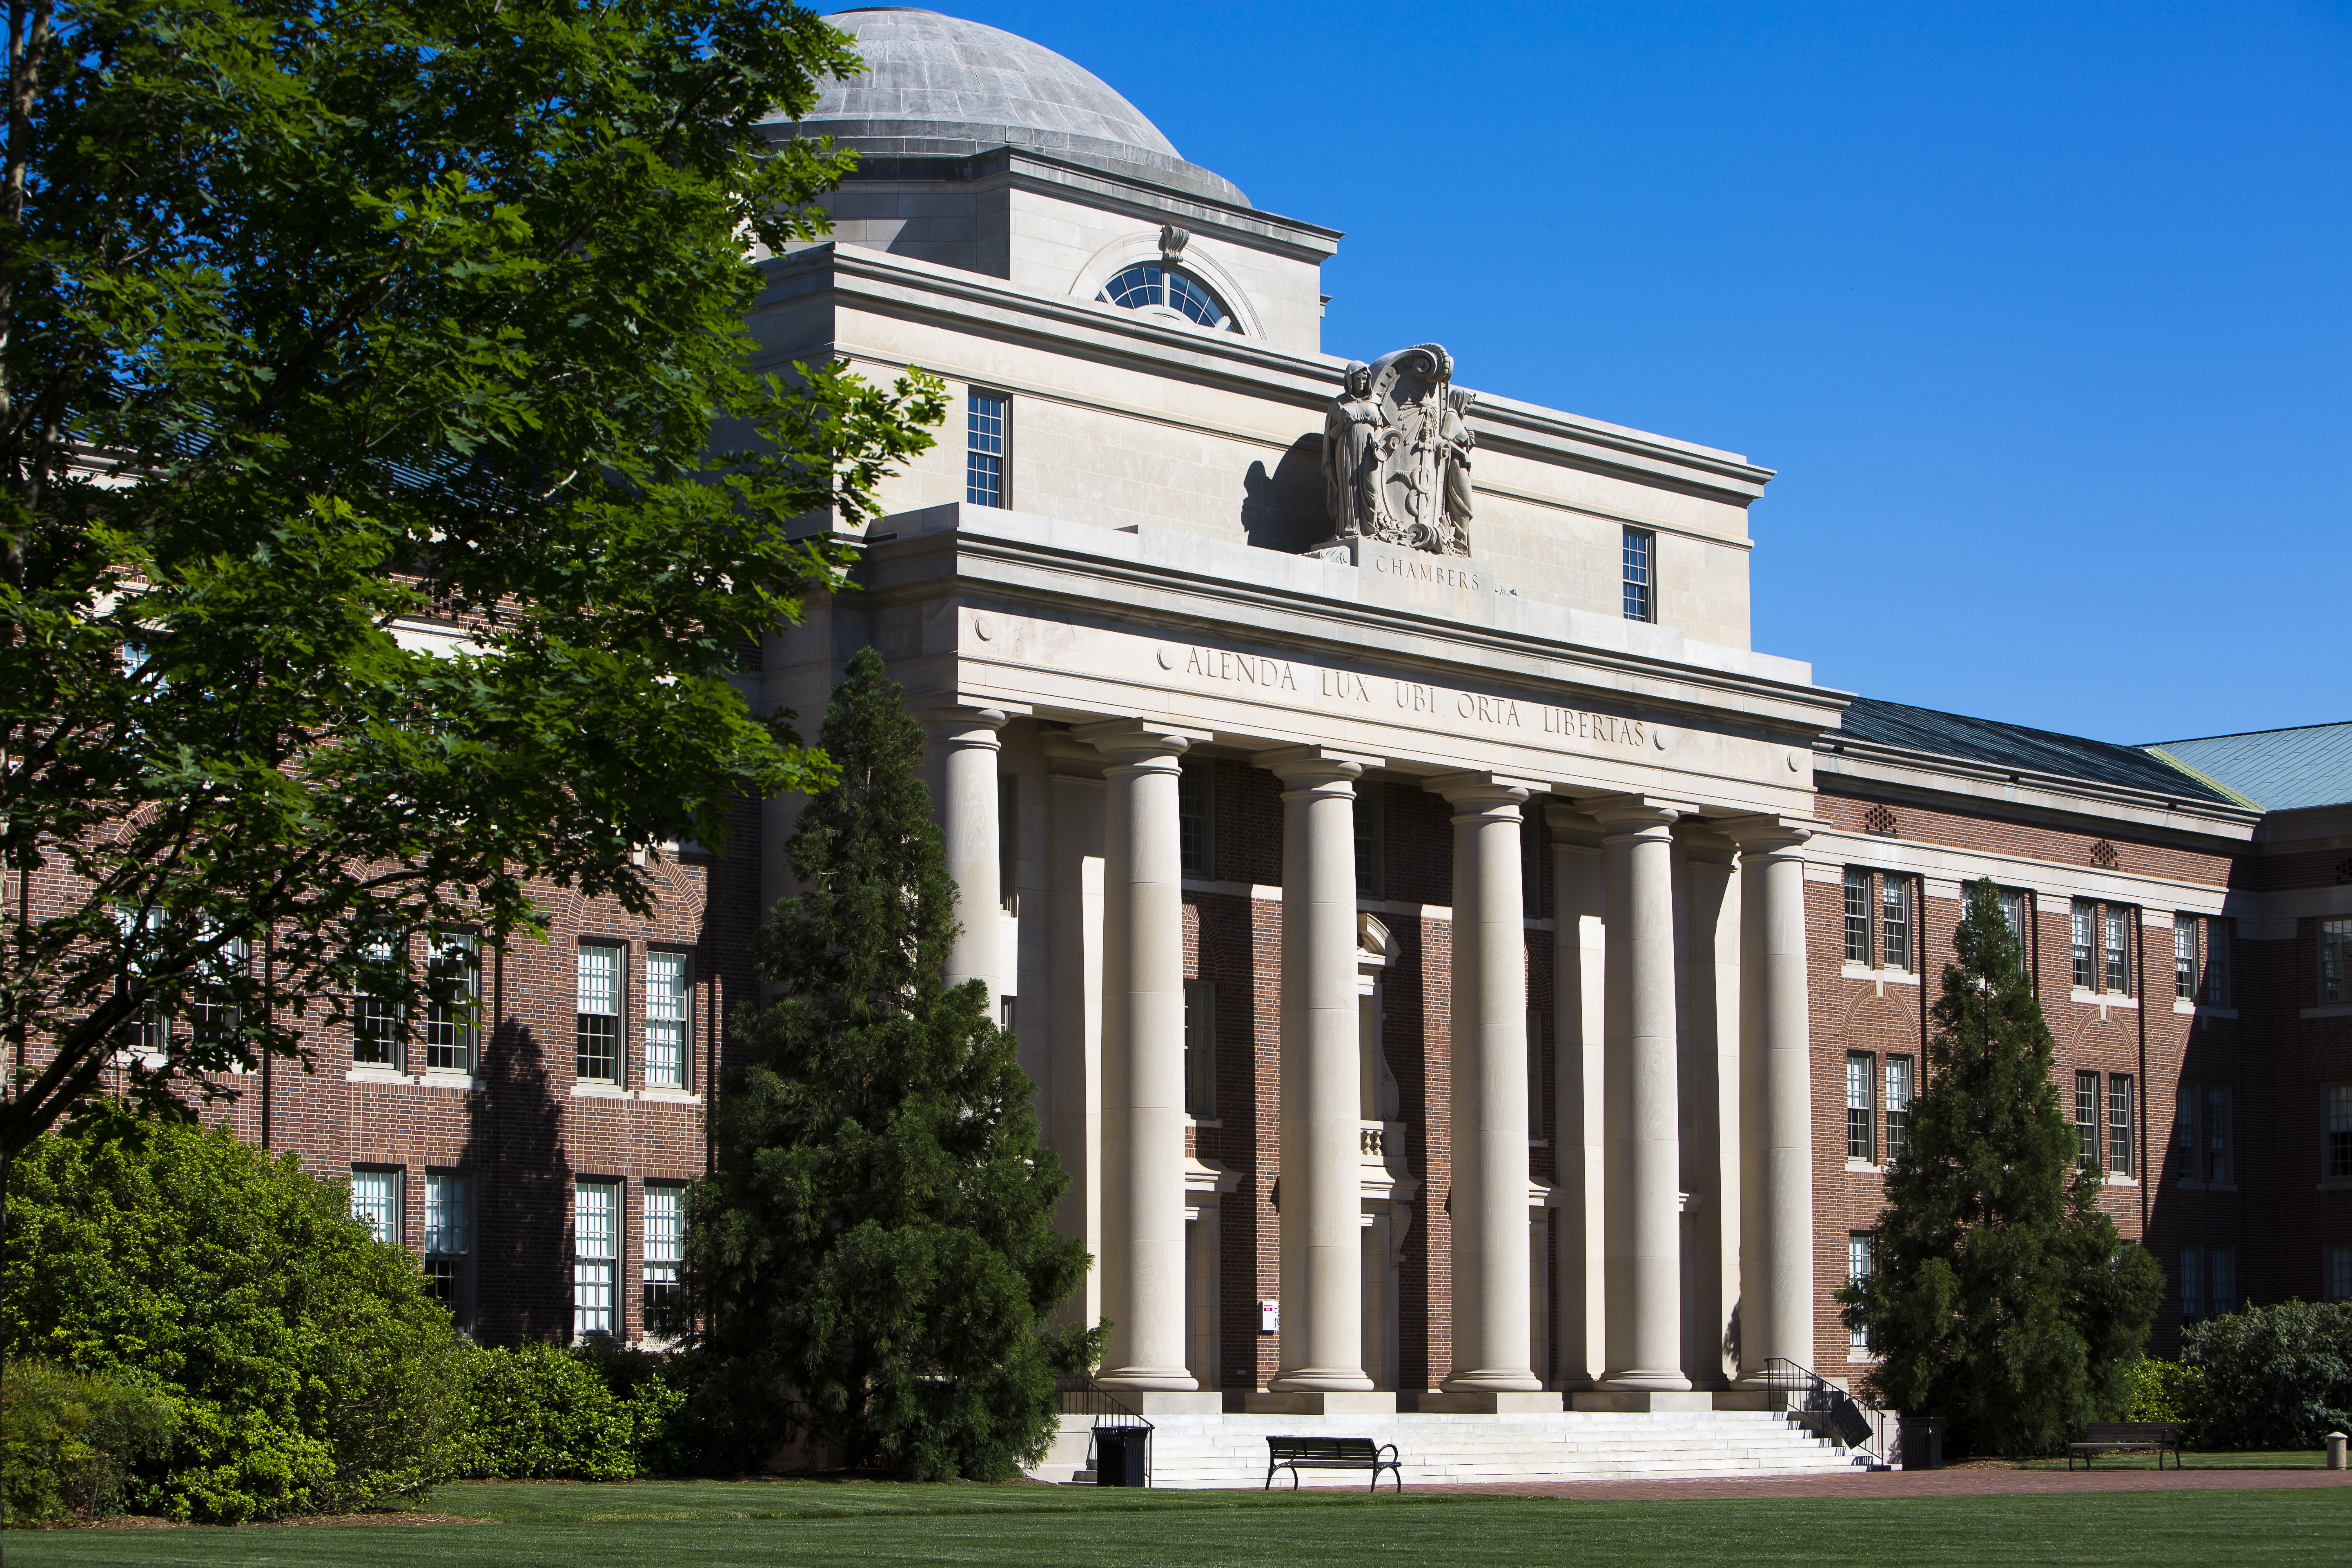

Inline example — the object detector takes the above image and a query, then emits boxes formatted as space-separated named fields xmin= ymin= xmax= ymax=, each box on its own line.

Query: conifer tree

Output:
xmin=1843 ymin=877 xmax=2161 ymax=1455
xmin=681 ymin=647 xmax=1091 ymax=1480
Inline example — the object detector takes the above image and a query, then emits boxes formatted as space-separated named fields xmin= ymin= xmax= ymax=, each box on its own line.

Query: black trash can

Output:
xmin=1094 ymin=1425 xmax=1149 ymax=1487
xmin=1900 ymin=1416 xmax=1945 ymax=1472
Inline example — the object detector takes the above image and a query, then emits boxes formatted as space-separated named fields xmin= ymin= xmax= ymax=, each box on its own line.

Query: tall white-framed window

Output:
xmin=2101 ymin=905 xmax=2132 ymax=995
xmin=1177 ymin=759 xmax=1214 ymax=880
xmin=576 ymin=942 xmax=622 ymax=1083
xmin=353 ymin=932 xmax=404 ymax=1069
xmin=350 ymin=1167 xmax=402 ymax=1245
xmin=643 ymin=1183 xmax=685 ymax=1332
xmin=2203 ymin=1084 xmax=2233 ymax=1185
xmin=1843 ymin=871 xmax=1872 ymax=964
xmin=1997 ymin=887 xmax=2031 ymax=947
xmin=2071 ymin=901 xmax=2096 ymax=990
xmin=1846 ymin=1052 xmax=1875 ymax=1163
xmin=2179 ymin=1245 xmax=2201 ymax=1321
xmin=966 ymin=390 xmax=1009 ymax=507
xmin=2175 ymin=914 xmax=2227 ymax=1003
xmin=2208 ymin=1244 xmax=2236 ymax=1319
xmin=2327 ymin=1084 xmax=2352 ymax=1180
xmin=573 ymin=1180 xmax=619 ymax=1339
xmin=1847 ymin=1234 xmax=1874 ymax=1352
xmin=2322 ymin=918 xmax=2352 ymax=1005
xmin=189 ymin=930 xmax=249 ymax=1043
xmin=423 ymin=1171 xmax=472 ymax=1330
xmin=111 ymin=903 xmax=169 ymax=1054
xmin=1183 ymin=980 xmax=1215 ymax=1120
xmin=423 ymin=932 xmax=479 ymax=1073
xmin=2108 ymin=1074 xmax=2135 ymax=1178
xmin=2328 ymin=1243 xmax=2352 ymax=1303
xmin=1621 ymin=526 xmax=1654 ymax=622
xmin=1884 ymin=1056 xmax=1914 ymax=1165
xmin=1880 ymin=873 xmax=1913 ymax=973
xmin=644 ymin=950 xmax=692 ymax=1091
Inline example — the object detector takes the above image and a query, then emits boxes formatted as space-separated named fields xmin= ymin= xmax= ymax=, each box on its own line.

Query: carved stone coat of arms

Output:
xmin=1320 ymin=343 xmax=1476 ymax=557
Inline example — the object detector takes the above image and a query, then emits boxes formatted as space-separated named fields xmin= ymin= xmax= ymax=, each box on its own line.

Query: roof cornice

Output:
xmin=1816 ymin=733 xmax=2260 ymax=844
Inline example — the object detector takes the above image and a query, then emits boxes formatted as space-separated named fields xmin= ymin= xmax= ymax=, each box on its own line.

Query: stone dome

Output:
xmin=778 ymin=9 xmax=1248 ymax=206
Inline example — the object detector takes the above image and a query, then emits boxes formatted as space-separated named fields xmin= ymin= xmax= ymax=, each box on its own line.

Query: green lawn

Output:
xmin=9 ymin=1483 xmax=2348 ymax=1568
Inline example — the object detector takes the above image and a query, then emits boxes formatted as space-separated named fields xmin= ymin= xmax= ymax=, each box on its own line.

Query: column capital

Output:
xmin=1541 ymin=798 xmax=1605 ymax=848
xmin=1073 ymin=717 xmax=1211 ymax=766
xmin=1583 ymin=795 xmax=1688 ymax=835
xmin=1426 ymin=771 xmax=1536 ymax=810
xmin=911 ymin=702 xmax=1009 ymax=738
xmin=1717 ymin=815 xmax=1816 ymax=855
xmin=1254 ymin=744 xmax=1381 ymax=788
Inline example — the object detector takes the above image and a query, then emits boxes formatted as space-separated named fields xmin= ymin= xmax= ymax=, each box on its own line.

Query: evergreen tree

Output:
xmin=1843 ymin=878 xmax=2162 ymax=1455
xmin=681 ymin=647 xmax=1092 ymax=1480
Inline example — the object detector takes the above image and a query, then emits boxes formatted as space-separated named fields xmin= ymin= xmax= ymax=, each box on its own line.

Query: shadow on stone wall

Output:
xmin=1240 ymin=436 xmax=1327 ymax=554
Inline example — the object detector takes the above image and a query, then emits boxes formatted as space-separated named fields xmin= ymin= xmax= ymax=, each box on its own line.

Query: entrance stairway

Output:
xmin=1033 ymin=1408 xmax=1862 ymax=1488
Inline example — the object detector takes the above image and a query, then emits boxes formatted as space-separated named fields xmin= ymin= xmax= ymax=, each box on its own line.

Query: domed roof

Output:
xmin=780 ymin=9 xmax=1247 ymax=207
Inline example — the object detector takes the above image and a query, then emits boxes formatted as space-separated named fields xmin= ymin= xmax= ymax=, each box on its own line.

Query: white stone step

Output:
xmin=1030 ymin=1408 xmax=1866 ymax=1489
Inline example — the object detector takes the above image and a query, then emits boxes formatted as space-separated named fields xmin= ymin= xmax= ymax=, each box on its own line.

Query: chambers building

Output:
xmin=168 ymin=8 xmax=2352 ymax=1474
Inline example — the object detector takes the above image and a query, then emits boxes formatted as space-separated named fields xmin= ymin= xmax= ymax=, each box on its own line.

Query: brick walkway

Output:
xmin=1414 ymin=1466 xmax=2348 ymax=1502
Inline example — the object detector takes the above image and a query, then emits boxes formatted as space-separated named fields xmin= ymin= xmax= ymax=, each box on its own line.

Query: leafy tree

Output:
xmin=0 ymin=0 xmax=944 ymax=1153
xmin=1 ymin=1113 xmax=461 ymax=1520
xmin=2 ymin=1361 xmax=174 ymax=1523
xmin=2186 ymin=1300 xmax=2352 ymax=1449
xmin=682 ymin=647 xmax=1093 ymax=1481
xmin=1843 ymin=877 xmax=2162 ymax=1454
xmin=445 ymin=1341 xmax=681 ymax=1481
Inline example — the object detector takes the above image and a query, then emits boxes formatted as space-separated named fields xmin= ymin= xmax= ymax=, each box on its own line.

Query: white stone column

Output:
xmin=1430 ymin=774 xmax=1543 ymax=1397
xmin=1077 ymin=719 xmax=1200 ymax=1391
xmin=921 ymin=706 xmax=1007 ymax=998
xmin=1592 ymin=797 xmax=1690 ymax=1394
xmin=1258 ymin=747 xmax=1381 ymax=1395
xmin=1547 ymin=803 xmax=1607 ymax=1390
xmin=1728 ymin=819 xmax=1815 ymax=1380
xmin=1680 ymin=828 xmax=1741 ymax=1390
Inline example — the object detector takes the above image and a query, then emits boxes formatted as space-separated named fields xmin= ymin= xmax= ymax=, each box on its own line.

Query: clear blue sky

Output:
xmin=846 ymin=3 xmax=2350 ymax=744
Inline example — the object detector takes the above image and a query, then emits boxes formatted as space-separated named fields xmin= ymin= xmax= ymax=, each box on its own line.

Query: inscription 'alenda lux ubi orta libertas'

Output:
xmin=1159 ymin=643 xmax=1654 ymax=748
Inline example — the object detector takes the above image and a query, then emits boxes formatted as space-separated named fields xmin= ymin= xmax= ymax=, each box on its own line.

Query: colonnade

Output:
xmin=921 ymin=707 xmax=1816 ymax=1401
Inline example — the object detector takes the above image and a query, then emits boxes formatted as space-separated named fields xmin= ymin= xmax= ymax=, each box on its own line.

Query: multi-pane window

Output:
xmin=573 ymin=1181 xmax=619 ymax=1338
xmin=350 ymin=1168 xmax=401 ymax=1245
xmin=1998 ymin=888 xmax=2031 ymax=948
xmin=1848 ymin=1234 xmax=1874 ymax=1351
xmin=2182 ymin=1244 xmax=2238 ymax=1321
xmin=576 ymin=944 xmax=621 ymax=1083
xmin=1621 ymin=526 xmax=1653 ymax=622
xmin=2178 ymin=1082 xmax=2234 ymax=1186
xmin=2071 ymin=901 xmax=2096 ymax=990
xmin=966 ymin=390 xmax=1008 ymax=507
xmin=2328 ymin=1085 xmax=2352 ymax=1180
xmin=112 ymin=904 xmax=168 ymax=1054
xmin=2328 ymin=1244 xmax=2352 ymax=1303
xmin=2102 ymin=906 xmax=2132 ymax=995
xmin=2322 ymin=918 xmax=2352 ymax=1005
xmin=1354 ymin=788 xmax=1383 ymax=899
xmin=353 ymin=934 xmax=403 ymax=1068
xmin=1183 ymin=980 xmax=1215 ymax=1120
xmin=423 ymin=1172 xmax=470 ymax=1325
xmin=1880 ymin=874 xmax=1913 ymax=973
xmin=423 ymin=932 xmax=478 ymax=1073
xmin=1844 ymin=871 xmax=1872 ymax=964
xmin=643 ymin=1185 xmax=684 ymax=1329
xmin=1177 ymin=760 xmax=1214 ymax=879
xmin=1846 ymin=1053 xmax=1875 ymax=1163
xmin=1884 ymin=1057 xmax=1914 ymax=1165
xmin=2175 ymin=918 xmax=2197 ymax=999
xmin=644 ymin=950 xmax=691 ymax=1091
xmin=2108 ymin=1074 xmax=2135 ymax=1178
xmin=2205 ymin=1084 xmax=2233 ymax=1185
xmin=189 ymin=932 xmax=248 ymax=1042
xmin=2075 ymin=1071 xmax=2103 ymax=1172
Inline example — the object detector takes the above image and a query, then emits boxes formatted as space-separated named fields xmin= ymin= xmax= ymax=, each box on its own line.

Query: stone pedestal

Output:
xmin=1419 ymin=1390 xmax=1565 ymax=1414
xmin=1239 ymin=1390 xmax=1399 ymax=1416
xmin=1570 ymin=1390 xmax=1718 ymax=1413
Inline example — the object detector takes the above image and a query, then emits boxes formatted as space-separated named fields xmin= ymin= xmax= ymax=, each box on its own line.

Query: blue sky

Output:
xmin=842 ymin=3 xmax=2350 ymax=743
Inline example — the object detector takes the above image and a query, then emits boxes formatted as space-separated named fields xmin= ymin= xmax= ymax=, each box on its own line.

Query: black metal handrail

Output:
xmin=1055 ymin=1373 xmax=1155 ymax=1485
xmin=1760 ymin=1356 xmax=1884 ymax=1462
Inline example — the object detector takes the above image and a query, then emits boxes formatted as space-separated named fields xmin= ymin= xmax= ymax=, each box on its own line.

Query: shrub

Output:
xmin=2122 ymin=1356 xmax=2206 ymax=1432
xmin=2 ymin=1114 xmax=462 ymax=1521
xmin=2 ymin=1362 xmax=175 ymax=1523
xmin=2185 ymin=1299 xmax=2352 ymax=1449
xmin=447 ymin=1342 xmax=683 ymax=1480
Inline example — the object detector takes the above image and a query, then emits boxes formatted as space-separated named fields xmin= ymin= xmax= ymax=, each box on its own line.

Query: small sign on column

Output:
xmin=1258 ymin=1299 xmax=1280 ymax=1334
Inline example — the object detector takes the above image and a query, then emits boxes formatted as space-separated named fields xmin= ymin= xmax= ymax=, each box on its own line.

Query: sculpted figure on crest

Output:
xmin=1317 ymin=343 xmax=1474 ymax=557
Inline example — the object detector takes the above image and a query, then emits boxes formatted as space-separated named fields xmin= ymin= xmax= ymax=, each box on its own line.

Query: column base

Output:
xmin=1570 ymin=1390 xmax=1717 ymax=1412
xmin=1239 ymin=1390 xmax=1398 ymax=1415
xmin=1418 ymin=1390 xmax=1564 ymax=1414
xmin=1708 ymin=1390 xmax=1782 ymax=1411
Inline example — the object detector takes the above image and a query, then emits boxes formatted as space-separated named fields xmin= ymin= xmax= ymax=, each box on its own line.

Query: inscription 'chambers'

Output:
xmin=1172 ymin=645 xmax=1651 ymax=750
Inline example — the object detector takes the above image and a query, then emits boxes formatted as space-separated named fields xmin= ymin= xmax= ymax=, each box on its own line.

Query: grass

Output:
xmin=8 ymin=1480 xmax=2348 ymax=1568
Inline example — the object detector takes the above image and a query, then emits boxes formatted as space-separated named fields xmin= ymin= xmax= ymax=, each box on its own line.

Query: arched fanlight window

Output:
xmin=1098 ymin=263 xmax=1239 ymax=333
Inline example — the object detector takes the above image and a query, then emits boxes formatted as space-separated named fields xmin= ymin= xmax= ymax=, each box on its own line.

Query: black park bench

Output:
xmin=1264 ymin=1436 xmax=1403 ymax=1492
xmin=2067 ymin=1422 xmax=2185 ymax=1470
